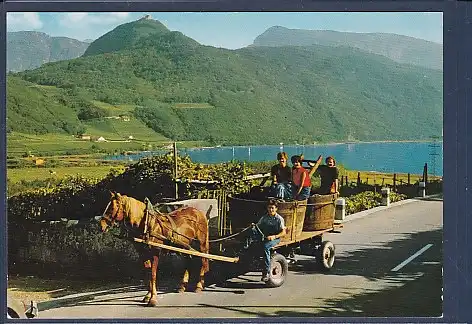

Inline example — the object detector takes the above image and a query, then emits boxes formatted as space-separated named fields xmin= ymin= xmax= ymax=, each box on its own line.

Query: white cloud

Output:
xmin=7 ymin=12 xmax=43 ymax=31
xmin=59 ymin=12 xmax=131 ymax=27
xmin=66 ymin=13 xmax=88 ymax=23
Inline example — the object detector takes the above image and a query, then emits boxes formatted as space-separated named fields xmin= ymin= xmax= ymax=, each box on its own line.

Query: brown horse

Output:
xmin=100 ymin=192 xmax=210 ymax=307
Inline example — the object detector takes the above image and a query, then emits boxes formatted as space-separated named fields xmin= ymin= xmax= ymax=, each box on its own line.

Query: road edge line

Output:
xmin=391 ymin=244 xmax=434 ymax=272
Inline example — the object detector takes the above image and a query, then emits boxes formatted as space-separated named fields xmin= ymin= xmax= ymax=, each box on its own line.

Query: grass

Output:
xmin=7 ymin=131 xmax=172 ymax=157
xmin=7 ymin=165 xmax=125 ymax=183
xmin=173 ymin=103 xmax=214 ymax=109
xmin=7 ymin=274 xmax=137 ymax=302
xmin=91 ymin=100 xmax=136 ymax=114
xmin=343 ymin=170 xmax=442 ymax=186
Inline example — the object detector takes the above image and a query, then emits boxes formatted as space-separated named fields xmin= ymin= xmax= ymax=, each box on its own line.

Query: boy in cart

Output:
xmin=245 ymin=199 xmax=286 ymax=282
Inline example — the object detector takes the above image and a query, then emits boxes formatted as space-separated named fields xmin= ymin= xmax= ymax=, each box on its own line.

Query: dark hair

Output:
xmin=325 ymin=156 xmax=336 ymax=165
xmin=277 ymin=152 xmax=288 ymax=160
xmin=291 ymin=155 xmax=302 ymax=164
xmin=267 ymin=199 xmax=279 ymax=208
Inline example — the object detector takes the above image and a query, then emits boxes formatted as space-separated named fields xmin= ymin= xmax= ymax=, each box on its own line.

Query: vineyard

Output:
xmin=7 ymin=152 xmax=260 ymax=224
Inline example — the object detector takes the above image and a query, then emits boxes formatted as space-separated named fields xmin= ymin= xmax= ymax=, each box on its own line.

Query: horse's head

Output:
xmin=100 ymin=191 xmax=126 ymax=232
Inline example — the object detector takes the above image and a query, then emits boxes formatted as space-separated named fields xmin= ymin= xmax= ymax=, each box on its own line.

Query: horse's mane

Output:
xmin=120 ymin=195 xmax=145 ymax=219
xmin=119 ymin=195 xmax=165 ymax=220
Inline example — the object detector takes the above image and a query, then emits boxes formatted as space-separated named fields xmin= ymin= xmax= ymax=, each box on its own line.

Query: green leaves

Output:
xmin=345 ymin=190 xmax=407 ymax=215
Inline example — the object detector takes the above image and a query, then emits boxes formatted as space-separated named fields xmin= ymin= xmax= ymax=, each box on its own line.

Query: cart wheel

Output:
xmin=266 ymin=253 xmax=288 ymax=287
xmin=317 ymin=241 xmax=335 ymax=270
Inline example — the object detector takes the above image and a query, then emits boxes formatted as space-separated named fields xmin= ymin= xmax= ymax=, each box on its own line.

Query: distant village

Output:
xmin=77 ymin=114 xmax=133 ymax=143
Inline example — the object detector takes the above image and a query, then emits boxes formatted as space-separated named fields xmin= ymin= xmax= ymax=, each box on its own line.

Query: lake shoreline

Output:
xmin=178 ymin=139 xmax=443 ymax=149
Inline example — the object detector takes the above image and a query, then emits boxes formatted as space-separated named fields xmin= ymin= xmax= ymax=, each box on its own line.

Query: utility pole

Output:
xmin=428 ymin=135 xmax=442 ymax=177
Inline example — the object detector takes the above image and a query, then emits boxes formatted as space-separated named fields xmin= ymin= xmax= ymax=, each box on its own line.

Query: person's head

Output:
xmin=267 ymin=199 xmax=279 ymax=216
xmin=291 ymin=155 xmax=302 ymax=168
xmin=325 ymin=156 xmax=336 ymax=167
xmin=277 ymin=152 xmax=288 ymax=166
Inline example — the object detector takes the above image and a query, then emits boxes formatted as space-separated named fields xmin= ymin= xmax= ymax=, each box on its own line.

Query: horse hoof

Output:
xmin=177 ymin=287 xmax=185 ymax=293
xmin=194 ymin=287 xmax=203 ymax=293
xmin=147 ymin=299 xmax=158 ymax=307
xmin=142 ymin=296 xmax=151 ymax=303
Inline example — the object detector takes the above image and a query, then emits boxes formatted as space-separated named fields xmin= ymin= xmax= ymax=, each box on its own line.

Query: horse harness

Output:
xmin=142 ymin=198 xmax=199 ymax=252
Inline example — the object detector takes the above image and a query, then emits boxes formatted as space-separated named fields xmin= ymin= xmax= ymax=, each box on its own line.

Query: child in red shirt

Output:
xmin=291 ymin=155 xmax=319 ymax=200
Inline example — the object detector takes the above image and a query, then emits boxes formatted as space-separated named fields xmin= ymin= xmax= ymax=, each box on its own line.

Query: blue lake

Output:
xmin=107 ymin=141 xmax=443 ymax=176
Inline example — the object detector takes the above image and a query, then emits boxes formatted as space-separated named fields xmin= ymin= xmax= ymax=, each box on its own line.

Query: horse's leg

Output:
xmin=178 ymin=268 xmax=189 ymax=293
xmin=196 ymin=232 xmax=209 ymax=293
xmin=195 ymin=262 xmax=206 ymax=293
xmin=147 ymin=254 xmax=159 ymax=307
xmin=142 ymin=259 xmax=152 ymax=303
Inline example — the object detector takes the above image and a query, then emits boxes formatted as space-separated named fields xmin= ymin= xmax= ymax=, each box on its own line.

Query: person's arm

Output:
xmin=271 ymin=166 xmax=278 ymax=184
xmin=267 ymin=228 xmax=286 ymax=241
xmin=298 ymin=171 xmax=306 ymax=196
xmin=267 ymin=216 xmax=286 ymax=241
xmin=308 ymin=155 xmax=323 ymax=177
xmin=334 ymin=167 xmax=339 ymax=193
xmin=256 ymin=215 xmax=264 ymax=227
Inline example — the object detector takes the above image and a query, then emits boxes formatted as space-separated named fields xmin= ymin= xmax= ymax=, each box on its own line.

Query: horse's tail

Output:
xmin=200 ymin=213 xmax=210 ymax=273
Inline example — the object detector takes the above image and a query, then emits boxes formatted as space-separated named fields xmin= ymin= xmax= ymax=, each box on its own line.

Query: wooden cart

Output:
xmin=134 ymin=193 xmax=342 ymax=288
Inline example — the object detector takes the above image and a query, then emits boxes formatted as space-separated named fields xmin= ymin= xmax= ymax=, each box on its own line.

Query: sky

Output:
xmin=6 ymin=12 xmax=443 ymax=49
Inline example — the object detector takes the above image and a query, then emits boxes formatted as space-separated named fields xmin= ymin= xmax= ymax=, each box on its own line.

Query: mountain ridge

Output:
xmin=251 ymin=26 xmax=443 ymax=70
xmin=7 ymin=31 xmax=90 ymax=72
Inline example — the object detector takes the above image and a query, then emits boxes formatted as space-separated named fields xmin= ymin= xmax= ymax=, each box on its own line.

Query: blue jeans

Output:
xmin=294 ymin=186 xmax=311 ymax=200
xmin=270 ymin=183 xmax=292 ymax=200
xmin=262 ymin=238 xmax=281 ymax=274
xmin=248 ymin=228 xmax=281 ymax=274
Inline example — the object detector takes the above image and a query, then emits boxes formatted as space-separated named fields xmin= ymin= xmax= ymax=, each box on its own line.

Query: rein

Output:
xmin=208 ymin=224 xmax=254 ymax=243
xmin=101 ymin=201 xmax=112 ymax=219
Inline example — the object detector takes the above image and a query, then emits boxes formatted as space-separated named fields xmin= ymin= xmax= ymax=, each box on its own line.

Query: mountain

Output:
xmin=7 ymin=18 xmax=443 ymax=146
xmin=83 ymin=16 xmax=198 ymax=56
xmin=251 ymin=26 xmax=443 ymax=71
xmin=7 ymin=31 xmax=90 ymax=72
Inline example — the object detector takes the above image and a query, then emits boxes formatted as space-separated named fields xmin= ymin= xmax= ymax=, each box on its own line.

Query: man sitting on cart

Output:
xmin=269 ymin=152 xmax=292 ymax=200
xmin=246 ymin=199 xmax=286 ymax=282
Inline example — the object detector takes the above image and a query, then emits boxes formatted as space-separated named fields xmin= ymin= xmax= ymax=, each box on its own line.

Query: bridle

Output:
xmin=101 ymin=198 xmax=125 ymax=231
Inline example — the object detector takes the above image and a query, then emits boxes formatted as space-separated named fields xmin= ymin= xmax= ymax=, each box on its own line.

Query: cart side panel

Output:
xmin=227 ymin=196 xmax=307 ymax=244
xmin=228 ymin=196 xmax=266 ymax=240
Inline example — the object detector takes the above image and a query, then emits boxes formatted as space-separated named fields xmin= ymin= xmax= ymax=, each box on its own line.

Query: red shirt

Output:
xmin=292 ymin=167 xmax=311 ymax=187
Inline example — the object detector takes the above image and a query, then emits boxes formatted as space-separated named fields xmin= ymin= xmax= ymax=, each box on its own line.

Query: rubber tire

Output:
xmin=317 ymin=241 xmax=335 ymax=271
xmin=266 ymin=253 xmax=288 ymax=288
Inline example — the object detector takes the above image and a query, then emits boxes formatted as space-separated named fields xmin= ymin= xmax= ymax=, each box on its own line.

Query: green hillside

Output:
xmin=6 ymin=76 xmax=83 ymax=134
xmin=6 ymin=76 xmax=170 ymax=151
xmin=83 ymin=117 xmax=169 ymax=141
xmin=9 ymin=18 xmax=443 ymax=146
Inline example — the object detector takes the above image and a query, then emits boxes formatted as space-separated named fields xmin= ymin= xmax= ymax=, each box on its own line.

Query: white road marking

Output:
xmin=391 ymin=244 xmax=433 ymax=272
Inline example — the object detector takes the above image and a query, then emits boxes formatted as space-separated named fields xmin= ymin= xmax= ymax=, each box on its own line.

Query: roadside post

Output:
xmin=419 ymin=181 xmax=426 ymax=197
xmin=381 ymin=187 xmax=390 ymax=206
xmin=173 ymin=142 xmax=178 ymax=199
xmin=335 ymin=198 xmax=345 ymax=224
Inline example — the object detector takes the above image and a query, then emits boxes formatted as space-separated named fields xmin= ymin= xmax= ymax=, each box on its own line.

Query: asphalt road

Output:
xmin=38 ymin=197 xmax=443 ymax=319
